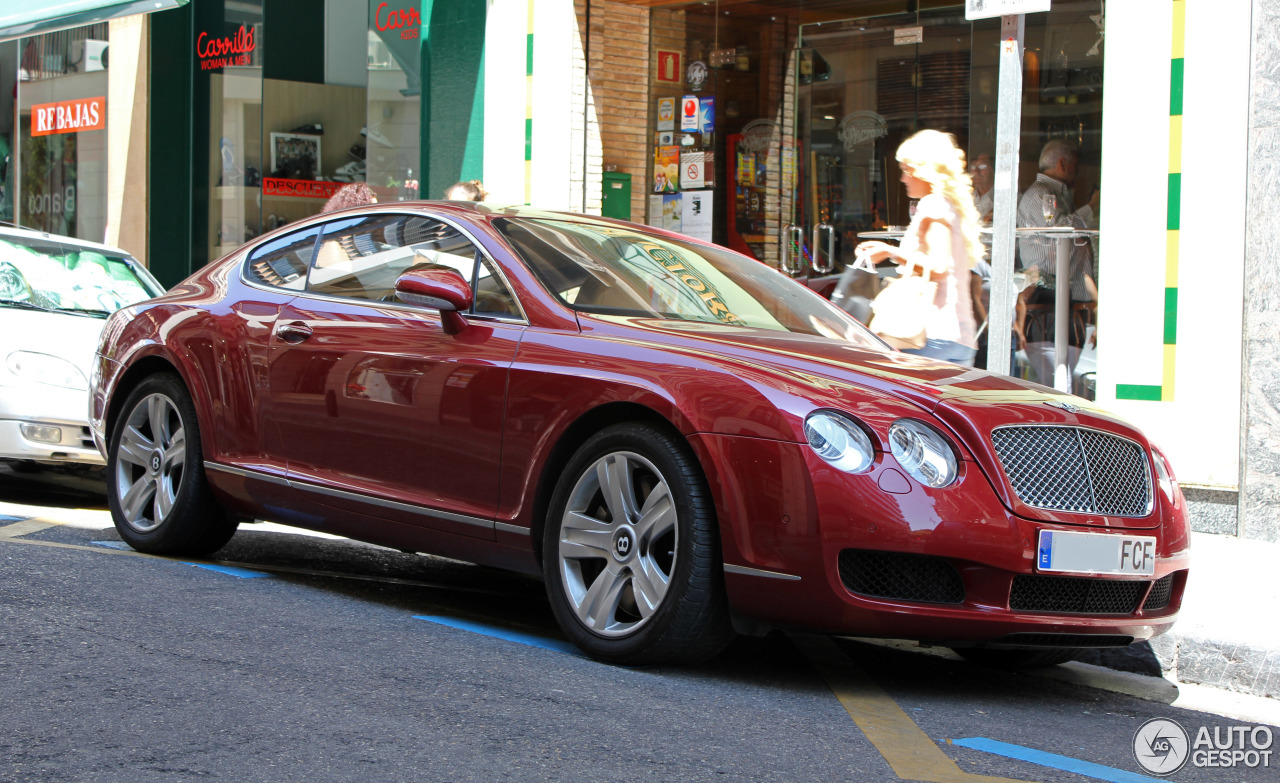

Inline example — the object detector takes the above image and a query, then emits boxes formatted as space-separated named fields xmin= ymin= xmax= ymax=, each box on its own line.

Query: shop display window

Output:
xmin=10 ymin=24 xmax=110 ymax=240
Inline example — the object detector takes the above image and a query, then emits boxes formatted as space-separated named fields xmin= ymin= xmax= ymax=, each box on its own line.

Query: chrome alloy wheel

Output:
xmin=557 ymin=450 xmax=678 ymax=637
xmin=113 ymin=393 xmax=187 ymax=534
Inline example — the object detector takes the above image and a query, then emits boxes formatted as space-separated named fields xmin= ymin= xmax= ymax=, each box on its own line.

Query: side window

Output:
xmin=473 ymin=255 xmax=520 ymax=318
xmin=306 ymin=213 xmax=520 ymax=318
xmin=245 ymin=226 xmax=320 ymax=289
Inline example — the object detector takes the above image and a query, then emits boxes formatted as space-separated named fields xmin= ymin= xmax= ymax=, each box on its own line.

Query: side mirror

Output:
xmin=394 ymin=267 xmax=473 ymax=334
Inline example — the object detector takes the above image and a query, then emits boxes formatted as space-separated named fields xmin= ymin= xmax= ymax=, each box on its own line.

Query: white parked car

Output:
xmin=0 ymin=225 xmax=164 ymax=469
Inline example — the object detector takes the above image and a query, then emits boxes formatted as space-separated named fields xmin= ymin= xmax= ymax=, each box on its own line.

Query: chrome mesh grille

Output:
xmin=992 ymin=426 xmax=1152 ymax=517
xmin=1010 ymin=574 xmax=1146 ymax=615
xmin=837 ymin=550 xmax=965 ymax=604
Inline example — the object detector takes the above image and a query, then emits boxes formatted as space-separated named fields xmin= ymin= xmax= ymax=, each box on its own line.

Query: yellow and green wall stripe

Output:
xmin=524 ymin=0 xmax=535 ymax=204
xmin=1116 ymin=0 xmax=1184 ymax=402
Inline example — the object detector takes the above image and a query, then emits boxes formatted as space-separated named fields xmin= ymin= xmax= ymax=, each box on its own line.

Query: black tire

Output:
xmin=106 ymin=373 xmax=238 ymax=556
xmin=951 ymin=646 xmax=1080 ymax=669
xmin=543 ymin=422 xmax=734 ymax=665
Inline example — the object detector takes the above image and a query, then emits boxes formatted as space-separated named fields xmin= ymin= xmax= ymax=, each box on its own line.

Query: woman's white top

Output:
xmin=897 ymin=192 xmax=977 ymax=348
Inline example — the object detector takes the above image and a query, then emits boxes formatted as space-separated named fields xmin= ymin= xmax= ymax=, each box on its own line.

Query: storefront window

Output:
xmin=646 ymin=5 xmax=797 ymax=268
xmin=195 ymin=0 xmax=426 ymax=268
xmin=198 ymin=0 xmax=264 ymax=263
xmin=366 ymin=1 xmax=422 ymax=201
xmin=13 ymin=24 xmax=110 ymax=240
xmin=640 ymin=1 xmax=1103 ymax=398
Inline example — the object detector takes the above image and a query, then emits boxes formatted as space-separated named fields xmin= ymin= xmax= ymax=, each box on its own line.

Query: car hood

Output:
xmin=585 ymin=316 xmax=1160 ymax=530
xmin=0 ymin=308 xmax=107 ymax=373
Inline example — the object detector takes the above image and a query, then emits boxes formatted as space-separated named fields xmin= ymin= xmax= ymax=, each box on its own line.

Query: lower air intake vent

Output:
xmin=838 ymin=550 xmax=965 ymax=604
xmin=1010 ymin=574 xmax=1145 ymax=614
xmin=1142 ymin=573 xmax=1176 ymax=611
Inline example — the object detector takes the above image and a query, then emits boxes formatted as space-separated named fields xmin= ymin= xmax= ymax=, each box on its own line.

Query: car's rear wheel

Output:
xmin=543 ymin=422 xmax=733 ymax=664
xmin=951 ymin=647 xmax=1080 ymax=669
xmin=107 ymin=373 xmax=237 ymax=556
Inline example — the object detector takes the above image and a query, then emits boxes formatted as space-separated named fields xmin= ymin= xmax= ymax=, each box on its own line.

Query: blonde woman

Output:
xmin=856 ymin=129 xmax=983 ymax=366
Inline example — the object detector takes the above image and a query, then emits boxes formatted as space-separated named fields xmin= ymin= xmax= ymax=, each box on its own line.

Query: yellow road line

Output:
xmin=0 ymin=519 xmax=60 ymax=538
xmin=795 ymin=636 xmax=1032 ymax=783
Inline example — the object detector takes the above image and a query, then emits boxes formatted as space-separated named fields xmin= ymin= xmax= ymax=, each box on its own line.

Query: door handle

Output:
xmin=812 ymin=223 xmax=836 ymax=274
xmin=782 ymin=225 xmax=805 ymax=275
xmin=274 ymin=321 xmax=313 ymax=344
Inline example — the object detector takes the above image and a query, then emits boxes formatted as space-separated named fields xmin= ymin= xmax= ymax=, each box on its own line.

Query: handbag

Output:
xmin=868 ymin=257 xmax=937 ymax=349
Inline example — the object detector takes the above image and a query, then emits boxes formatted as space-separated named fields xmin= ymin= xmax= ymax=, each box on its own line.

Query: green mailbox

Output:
xmin=601 ymin=171 xmax=632 ymax=221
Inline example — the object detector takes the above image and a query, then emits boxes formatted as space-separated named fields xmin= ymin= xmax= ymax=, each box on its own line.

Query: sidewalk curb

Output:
xmin=1154 ymin=632 xmax=1280 ymax=701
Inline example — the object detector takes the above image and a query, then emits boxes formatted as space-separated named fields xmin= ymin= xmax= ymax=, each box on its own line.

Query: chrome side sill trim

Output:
xmin=204 ymin=461 xmax=493 ymax=531
xmin=495 ymin=522 xmax=530 ymax=536
xmin=205 ymin=461 xmax=289 ymax=485
xmin=723 ymin=564 xmax=802 ymax=581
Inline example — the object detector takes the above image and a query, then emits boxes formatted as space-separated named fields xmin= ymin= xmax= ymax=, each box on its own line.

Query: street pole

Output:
xmin=987 ymin=14 xmax=1024 ymax=376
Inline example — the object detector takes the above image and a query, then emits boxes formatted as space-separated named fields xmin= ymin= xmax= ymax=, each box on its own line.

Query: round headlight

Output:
xmin=888 ymin=419 xmax=958 ymax=488
xmin=1152 ymin=449 xmax=1178 ymax=495
xmin=6 ymin=351 xmax=89 ymax=390
xmin=804 ymin=411 xmax=874 ymax=473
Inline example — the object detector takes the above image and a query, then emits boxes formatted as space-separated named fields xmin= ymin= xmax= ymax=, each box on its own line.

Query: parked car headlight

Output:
xmin=0 ymin=261 xmax=29 ymax=300
xmin=1152 ymin=448 xmax=1178 ymax=496
xmin=888 ymin=419 xmax=958 ymax=488
xmin=804 ymin=411 xmax=874 ymax=473
xmin=6 ymin=351 xmax=88 ymax=390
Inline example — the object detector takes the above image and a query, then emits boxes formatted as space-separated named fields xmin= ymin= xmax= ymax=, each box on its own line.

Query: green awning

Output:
xmin=0 ymin=0 xmax=187 ymax=43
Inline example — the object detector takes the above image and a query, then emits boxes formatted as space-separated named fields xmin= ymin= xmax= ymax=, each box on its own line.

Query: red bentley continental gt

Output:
xmin=90 ymin=203 xmax=1189 ymax=666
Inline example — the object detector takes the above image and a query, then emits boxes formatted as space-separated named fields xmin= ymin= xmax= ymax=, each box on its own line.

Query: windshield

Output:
xmin=0 ymin=235 xmax=164 ymax=316
xmin=495 ymin=217 xmax=883 ymax=347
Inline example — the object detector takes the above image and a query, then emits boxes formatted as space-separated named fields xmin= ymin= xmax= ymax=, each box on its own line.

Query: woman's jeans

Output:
xmin=901 ymin=338 xmax=977 ymax=367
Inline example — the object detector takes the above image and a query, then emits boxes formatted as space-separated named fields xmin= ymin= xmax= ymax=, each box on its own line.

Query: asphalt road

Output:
xmin=1 ymin=466 xmax=1275 ymax=783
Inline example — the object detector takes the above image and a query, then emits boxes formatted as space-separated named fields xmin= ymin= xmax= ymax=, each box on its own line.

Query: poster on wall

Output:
xmin=656 ymin=51 xmax=681 ymax=83
xmin=699 ymin=97 xmax=715 ymax=134
xmin=657 ymin=98 xmax=675 ymax=131
xmin=681 ymin=190 xmax=713 ymax=243
xmin=680 ymin=95 xmax=700 ymax=131
xmin=662 ymin=193 xmax=682 ymax=232
xmin=680 ymin=151 xmax=705 ymax=189
xmin=653 ymin=145 xmax=679 ymax=193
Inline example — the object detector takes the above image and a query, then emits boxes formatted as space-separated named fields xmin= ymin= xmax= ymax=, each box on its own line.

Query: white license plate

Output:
xmin=1036 ymin=530 xmax=1157 ymax=576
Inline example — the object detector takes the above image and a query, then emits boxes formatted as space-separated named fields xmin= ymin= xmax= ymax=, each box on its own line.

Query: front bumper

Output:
xmin=0 ymin=379 xmax=103 ymax=465
xmin=693 ymin=433 xmax=1189 ymax=647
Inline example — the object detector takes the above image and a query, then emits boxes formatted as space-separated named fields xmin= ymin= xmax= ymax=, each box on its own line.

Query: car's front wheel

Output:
xmin=543 ymin=422 xmax=733 ymax=664
xmin=107 ymin=373 xmax=237 ymax=556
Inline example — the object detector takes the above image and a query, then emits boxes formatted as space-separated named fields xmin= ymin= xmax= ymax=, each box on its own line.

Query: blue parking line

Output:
xmin=952 ymin=737 xmax=1167 ymax=783
xmin=91 ymin=540 xmax=131 ymax=550
xmin=414 ymin=615 xmax=581 ymax=656
xmin=181 ymin=562 xmax=272 ymax=579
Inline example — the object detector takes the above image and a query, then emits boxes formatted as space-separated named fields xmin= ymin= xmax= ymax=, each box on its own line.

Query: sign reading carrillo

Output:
xmin=197 ymin=24 xmax=255 ymax=70
xmin=31 ymin=97 xmax=105 ymax=137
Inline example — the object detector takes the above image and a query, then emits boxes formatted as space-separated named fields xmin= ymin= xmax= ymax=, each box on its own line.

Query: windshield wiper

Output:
xmin=56 ymin=307 xmax=113 ymax=318
xmin=0 ymin=299 xmax=55 ymax=312
xmin=0 ymin=300 xmax=111 ymax=318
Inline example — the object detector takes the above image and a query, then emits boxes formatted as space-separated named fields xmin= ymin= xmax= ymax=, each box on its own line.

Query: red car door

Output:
xmin=267 ymin=212 xmax=525 ymax=539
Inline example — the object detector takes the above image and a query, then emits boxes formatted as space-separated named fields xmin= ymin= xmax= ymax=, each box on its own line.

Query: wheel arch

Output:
xmin=105 ymin=353 xmax=201 ymax=454
xmin=528 ymin=401 xmax=696 ymax=569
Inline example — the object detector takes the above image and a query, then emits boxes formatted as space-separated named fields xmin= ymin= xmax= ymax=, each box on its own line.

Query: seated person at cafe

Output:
xmin=1016 ymin=139 xmax=1098 ymax=388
